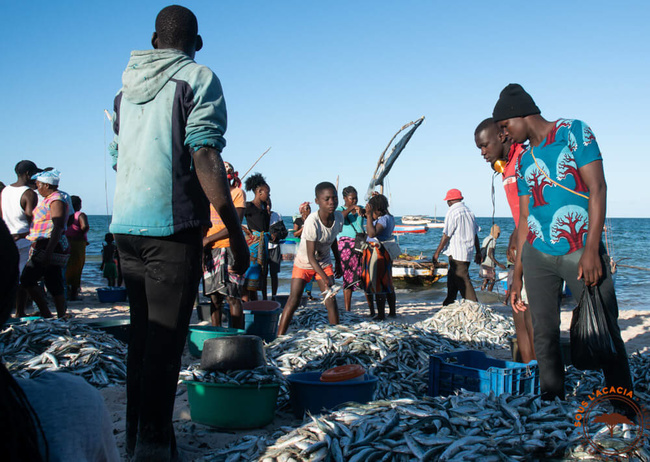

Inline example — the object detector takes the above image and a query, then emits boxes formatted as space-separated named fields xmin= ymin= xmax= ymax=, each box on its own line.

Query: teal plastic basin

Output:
xmin=187 ymin=325 xmax=245 ymax=358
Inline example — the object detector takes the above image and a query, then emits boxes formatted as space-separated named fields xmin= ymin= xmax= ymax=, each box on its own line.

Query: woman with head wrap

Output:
xmin=21 ymin=169 xmax=70 ymax=318
xmin=293 ymin=201 xmax=311 ymax=238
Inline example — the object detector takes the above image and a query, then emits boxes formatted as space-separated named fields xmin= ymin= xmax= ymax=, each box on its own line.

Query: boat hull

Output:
xmin=392 ymin=259 xmax=448 ymax=285
xmin=394 ymin=224 xmax=427 ymax=234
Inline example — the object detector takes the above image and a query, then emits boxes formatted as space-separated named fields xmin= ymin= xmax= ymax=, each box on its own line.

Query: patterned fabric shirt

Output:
xmin=442 ymin=202 xmax=478 ymax=262
xmin=27 ymin=191 xmax=68 ymax=242
xmin=516 ymin=119 xmax=601 ymax=256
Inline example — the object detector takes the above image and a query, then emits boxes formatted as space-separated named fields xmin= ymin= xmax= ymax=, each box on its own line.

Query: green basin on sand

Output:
xmin=183 ymin=380 xmax=279 ymax=429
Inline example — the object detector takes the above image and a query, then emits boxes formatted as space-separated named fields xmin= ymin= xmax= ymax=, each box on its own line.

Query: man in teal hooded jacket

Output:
xmin=109 ymin=6 xmax=249 ymax=460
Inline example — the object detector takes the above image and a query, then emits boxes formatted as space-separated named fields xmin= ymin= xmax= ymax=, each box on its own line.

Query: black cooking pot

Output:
xmin=200 ymin=335 xmax=266 ymax=371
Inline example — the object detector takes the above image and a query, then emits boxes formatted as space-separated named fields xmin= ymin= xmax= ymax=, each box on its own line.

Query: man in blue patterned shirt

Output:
xmin=493 ymin=84 xmax=631 ymax=402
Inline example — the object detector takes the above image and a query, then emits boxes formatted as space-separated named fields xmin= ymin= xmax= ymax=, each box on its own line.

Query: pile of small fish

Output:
xmin=415 ymin=300 xmax=514 ymax=349
xmin=288 ymin=306 xmax=367 ymax=330
xmin=0 ymin=319 xmax=127 ymax=387
xmin=179 ymin=364 xmax=289 ymax=408
xmin=566 ymin=349 xmax=650 ymax=400
xmin=629 ymin=350 xmax=650 ymax=396
xmin=207 ymin=390 xmax=643 ymax=462
xmin=268 ymin=315 xmax=457 ymax=401
xmin=179 ymin=364 xmax=287 ymax=387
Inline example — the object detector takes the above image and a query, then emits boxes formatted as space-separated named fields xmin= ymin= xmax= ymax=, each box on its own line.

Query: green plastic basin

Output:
xmin=187 ymin=325 xmax=245 ymax=358
xmin=184 ymin=380 xmax=279 ymax=429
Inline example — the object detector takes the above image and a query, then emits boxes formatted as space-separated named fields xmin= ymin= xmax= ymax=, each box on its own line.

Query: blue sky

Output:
xmin=1 ymin=0 xmax=648 ymax=217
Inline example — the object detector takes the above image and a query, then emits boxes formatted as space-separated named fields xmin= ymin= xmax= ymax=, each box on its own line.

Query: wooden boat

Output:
xmin=401 ymin=214 xmax=444 ymax=229
xmin=394 ymin=224 xmax=428 ymax=234
xmin=392 ymin=257 xmax=448 ymax=285
xmin=401 ymin=215 xmax=433 ymax=226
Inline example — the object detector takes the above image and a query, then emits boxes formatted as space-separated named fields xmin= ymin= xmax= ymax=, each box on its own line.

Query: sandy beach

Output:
xmin=50 ymin=284 xmax=650 ymax=460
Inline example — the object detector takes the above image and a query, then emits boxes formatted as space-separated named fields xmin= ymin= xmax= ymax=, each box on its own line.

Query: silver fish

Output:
xmin=1 ymin=318 xmax=127 ymax=387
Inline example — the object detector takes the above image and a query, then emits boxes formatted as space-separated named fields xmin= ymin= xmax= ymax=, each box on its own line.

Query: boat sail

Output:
xmin=366 ymin=116 xmax=425 ymax=199
xmin=364 ymin=116 xmax=447 ymax=283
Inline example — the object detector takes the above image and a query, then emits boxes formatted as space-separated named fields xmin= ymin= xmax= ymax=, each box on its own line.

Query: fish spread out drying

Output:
xmin=193 ymin=302 xmax=650 ymax=461
xmin=0 ymin=319 xmax=127 ymax=387
xmin=204 ymin=390 xmax=650 ymax=461
xmin=4 ymin=302 xmax=649 ymax=461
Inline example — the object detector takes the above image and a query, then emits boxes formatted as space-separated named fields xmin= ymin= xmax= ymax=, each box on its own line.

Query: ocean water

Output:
xmin=83 ymin=216 xmax=650 ymax=310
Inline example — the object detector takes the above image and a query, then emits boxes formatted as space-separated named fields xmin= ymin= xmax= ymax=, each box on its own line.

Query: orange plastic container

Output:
xmin=320 ymin=364 xmax=366 ymax=383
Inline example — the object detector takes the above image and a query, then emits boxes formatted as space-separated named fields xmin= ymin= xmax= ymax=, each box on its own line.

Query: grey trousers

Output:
xmin=521 ymin=241 xmax=632 ymax=400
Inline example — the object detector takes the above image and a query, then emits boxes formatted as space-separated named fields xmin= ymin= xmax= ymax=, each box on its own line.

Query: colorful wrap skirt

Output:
xmin=360 ymin=242 xmax=394 ymax=295
xmin=243 ymin=230 xmax=269 ymax=292
xmin=338 ymin=236 xmax=361 ymax=290
xmin=203 ymin=246 xmax=245 ymax=299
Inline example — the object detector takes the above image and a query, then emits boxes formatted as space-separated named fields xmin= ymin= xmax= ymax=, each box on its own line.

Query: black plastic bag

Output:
xmin=269 ymin=220 xmax=288 ymax=240
xmin=570 ymin=285 xmax=618 ymax=370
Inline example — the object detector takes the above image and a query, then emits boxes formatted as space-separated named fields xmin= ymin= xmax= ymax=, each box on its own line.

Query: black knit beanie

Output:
xmin=492 ymin=83 xmax=540 ymax=122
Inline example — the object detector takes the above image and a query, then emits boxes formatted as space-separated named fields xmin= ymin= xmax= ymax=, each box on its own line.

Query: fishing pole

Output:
xmin=241 ymin=147 xmax=272 ymax=179
xmin=617 ymin=264 xmax=650 ymax=272
xmin=103 ymin=110 xmax=112 ymax=222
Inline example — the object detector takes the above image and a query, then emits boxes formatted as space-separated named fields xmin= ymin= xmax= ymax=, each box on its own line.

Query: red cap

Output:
xmin=444 ymin=189 xmax=463 ymax=201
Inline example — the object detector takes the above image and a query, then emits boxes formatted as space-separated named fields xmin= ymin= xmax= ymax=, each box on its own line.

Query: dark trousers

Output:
xmin=522 ymin=241 xmax=632 ymax=400
xmin=116 ymin=228 xmax=202 ymax=461
xmin=443 ymin=257 xmax=478 ymax=306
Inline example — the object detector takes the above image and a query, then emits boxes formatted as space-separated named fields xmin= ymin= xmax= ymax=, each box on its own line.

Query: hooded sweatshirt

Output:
xmin=109 ymin=49 xmax=227 ymax=237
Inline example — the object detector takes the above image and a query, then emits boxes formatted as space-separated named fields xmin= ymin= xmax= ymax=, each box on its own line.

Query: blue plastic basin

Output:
xmin=287 ymin=372 xmax=378 ymax=417
xmin=96 ymin=287 xmax=127 ymax=303
xmin=224 ymin=300 xmax=282 ymax=342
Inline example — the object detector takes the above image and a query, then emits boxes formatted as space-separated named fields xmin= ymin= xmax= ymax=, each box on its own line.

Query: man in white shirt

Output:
xmin=433 ymin=189 xmax=481 ymax=305
xmin=0 ymin=160 xmax=41 ymax=317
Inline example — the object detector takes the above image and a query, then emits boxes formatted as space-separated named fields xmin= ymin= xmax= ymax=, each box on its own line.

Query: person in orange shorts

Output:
xmin=277 ymin=182 xmax=343 ymax=335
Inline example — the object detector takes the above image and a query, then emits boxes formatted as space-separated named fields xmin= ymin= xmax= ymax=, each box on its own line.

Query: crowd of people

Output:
xmin=0 ymin=162 xmax=95 ymax=319
xmin=0 ymin=4 xmax=634 ymax=460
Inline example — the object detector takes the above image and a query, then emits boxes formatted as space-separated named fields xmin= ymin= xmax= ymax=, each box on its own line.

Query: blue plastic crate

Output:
xmin=428 ymin=350 xmax=539 ymax=397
